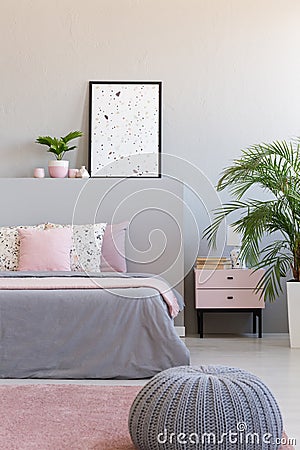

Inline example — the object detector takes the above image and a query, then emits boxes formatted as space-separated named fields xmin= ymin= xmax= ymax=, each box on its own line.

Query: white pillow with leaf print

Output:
xmin=0 ymin=224 xmax=44 ymax=271
xmin=45 ymin=223 xmax=107 ymax=272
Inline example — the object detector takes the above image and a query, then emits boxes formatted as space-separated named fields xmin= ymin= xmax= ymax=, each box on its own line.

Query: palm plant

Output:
xmin=203 ymin=140 xmax=300 ymax=302
xmin=36 ymin=130 xmax=83 ymax=160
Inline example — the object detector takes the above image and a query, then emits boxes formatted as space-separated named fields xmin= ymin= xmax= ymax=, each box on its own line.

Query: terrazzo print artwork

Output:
xmin=90 ymin=83 xmax=161 ymax=177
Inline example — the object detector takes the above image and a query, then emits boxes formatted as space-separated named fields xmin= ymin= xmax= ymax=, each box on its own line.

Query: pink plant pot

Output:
xmin=48 ymin=161 xmax=69 ymax=178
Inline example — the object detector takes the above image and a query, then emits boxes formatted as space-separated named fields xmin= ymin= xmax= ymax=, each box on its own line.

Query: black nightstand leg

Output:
xmin=198 ymin=310 xmax=204 ymax=338
xmin=258 ymin=310 xmax=262 ymax=338
xmin=253 ymin=312 xmax=257 ymax=334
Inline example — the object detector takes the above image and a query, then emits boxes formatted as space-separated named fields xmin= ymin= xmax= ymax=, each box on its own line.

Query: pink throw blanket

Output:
xmin=0 ymin=276 xmax=180 ymax=318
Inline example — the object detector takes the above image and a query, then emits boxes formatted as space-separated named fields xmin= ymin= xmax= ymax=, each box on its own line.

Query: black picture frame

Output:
xmin=89 ymin=81 xmax=162 ymax=178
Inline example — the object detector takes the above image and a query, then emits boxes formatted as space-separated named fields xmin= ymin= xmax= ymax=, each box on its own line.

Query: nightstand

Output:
xmin=194 ymin=268 xmax=265 ymax=338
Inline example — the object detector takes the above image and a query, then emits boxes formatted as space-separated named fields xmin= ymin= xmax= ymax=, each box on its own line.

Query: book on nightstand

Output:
xmin=195 ymin=257 xmax=232 ymax=270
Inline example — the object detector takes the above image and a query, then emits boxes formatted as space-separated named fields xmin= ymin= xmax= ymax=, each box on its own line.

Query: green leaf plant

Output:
xmin=203 ymin=140 xmax=300 ymax=302
xmin=35 ymin=130 xmax=83 ymax=161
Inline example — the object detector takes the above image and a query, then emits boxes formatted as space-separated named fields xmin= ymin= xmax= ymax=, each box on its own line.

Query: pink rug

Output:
xmin=0 ymin=385 xmax=139 ymax=450
xmin=0 ymin=385 xmax=294 ymax=450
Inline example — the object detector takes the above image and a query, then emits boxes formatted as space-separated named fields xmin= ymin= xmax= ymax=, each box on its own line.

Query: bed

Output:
xmin=0 ymin=271 xmax=190 ymax=379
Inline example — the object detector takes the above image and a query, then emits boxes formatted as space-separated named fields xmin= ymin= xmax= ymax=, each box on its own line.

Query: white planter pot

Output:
xmin=48 ymin=160 xmax=69 ymax=178
xmin=287 ymin=281 xmax=300 ymax=348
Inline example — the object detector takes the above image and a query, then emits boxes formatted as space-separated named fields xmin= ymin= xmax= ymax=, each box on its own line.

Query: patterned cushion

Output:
xmin=0 ymin=225 xmax=44 ymax=271
xmin=45 ymin=223 xmax=107 ymax=272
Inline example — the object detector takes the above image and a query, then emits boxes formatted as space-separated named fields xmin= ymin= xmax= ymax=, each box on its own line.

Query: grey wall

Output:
xmin=1 ymin=0 xmax=300 ymax=333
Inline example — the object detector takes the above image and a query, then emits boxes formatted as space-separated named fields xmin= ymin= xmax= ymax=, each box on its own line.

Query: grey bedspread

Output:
xmin=0 ymin=272 xmax=190 ymax=379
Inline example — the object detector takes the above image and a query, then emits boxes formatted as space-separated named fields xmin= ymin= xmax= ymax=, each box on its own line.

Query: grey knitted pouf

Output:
xmin=129 ymin=365 xmax=283 ymax=450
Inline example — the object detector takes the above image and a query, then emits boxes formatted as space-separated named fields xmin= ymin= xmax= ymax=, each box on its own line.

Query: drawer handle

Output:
xmin=227 ymin=276 xmax=234 ymax=280
xmin=227 ymin=296 xmax=234 ymax=300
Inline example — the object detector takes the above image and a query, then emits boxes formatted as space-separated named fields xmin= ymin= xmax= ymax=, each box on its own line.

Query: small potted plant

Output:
xmin=203 ymin=139 xmax=300 ymax=347
xmin=36 ymin=130 xmax=83 ymax=178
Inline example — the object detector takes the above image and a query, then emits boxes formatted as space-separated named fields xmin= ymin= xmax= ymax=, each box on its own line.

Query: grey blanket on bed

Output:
xmin=0 ymin=272 xmax=190 ymax=379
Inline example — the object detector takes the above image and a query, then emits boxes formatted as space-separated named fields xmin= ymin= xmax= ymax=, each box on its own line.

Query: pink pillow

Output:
xmin=18 ymin=228 xmax=72 ymax=271
xmin=100 ymin=222 xmax=128 ymax=272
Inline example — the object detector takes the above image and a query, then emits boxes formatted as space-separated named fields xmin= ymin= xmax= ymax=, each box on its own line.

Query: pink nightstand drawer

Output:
xmin=195 ymin=269 xmax=264 ymax=289
xmin=195 ymin=289 xmax=265 ymax=309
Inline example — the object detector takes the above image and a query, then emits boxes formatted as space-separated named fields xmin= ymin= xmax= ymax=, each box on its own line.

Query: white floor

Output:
xmin=186 ymin=334 xmax=300 ymax=445
xmin=1 ymin=334 xmax=299 ymax=445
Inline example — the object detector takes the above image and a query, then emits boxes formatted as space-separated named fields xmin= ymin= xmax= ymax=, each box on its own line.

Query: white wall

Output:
xmin=1 ymin=0 xmax=300 ymax=333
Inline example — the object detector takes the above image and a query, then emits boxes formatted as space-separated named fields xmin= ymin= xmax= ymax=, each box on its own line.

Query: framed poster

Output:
xmin=89 ymin=81 xmax=161 ymax=178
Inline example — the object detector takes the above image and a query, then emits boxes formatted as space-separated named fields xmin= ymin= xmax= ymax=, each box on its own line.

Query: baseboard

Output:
xmin=185 ymin=332 xmax=289 ymax=338
xmin=175 ymin=326 xmax=186 ymax=337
